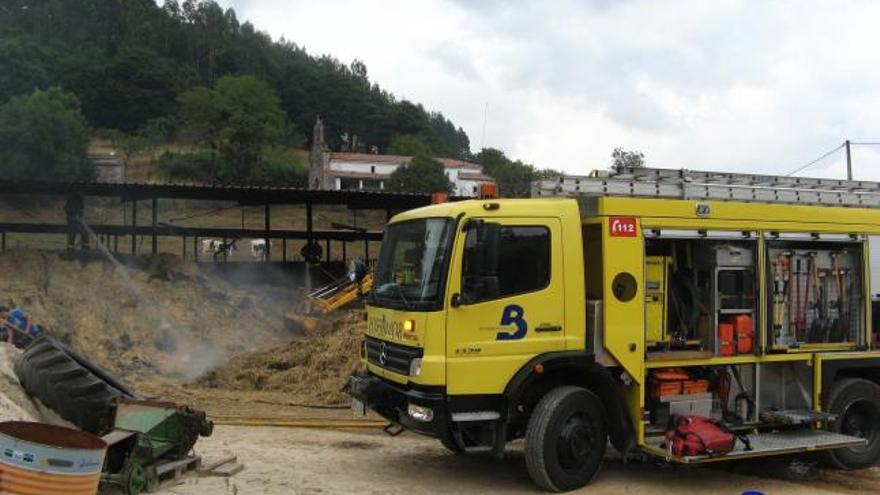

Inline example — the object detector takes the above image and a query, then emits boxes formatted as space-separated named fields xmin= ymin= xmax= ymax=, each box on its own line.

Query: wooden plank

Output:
xmin=199 ymin=455 xmax=237 ymax=473
xmin=155 ymin=456 xmax=201 ymax=476
xmin=211 ymin=463 xmax=244 ymax=477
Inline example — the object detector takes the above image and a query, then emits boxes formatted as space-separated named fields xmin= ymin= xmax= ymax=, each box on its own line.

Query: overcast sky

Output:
xmin=215 ymin=0 xmax=880 ymax=178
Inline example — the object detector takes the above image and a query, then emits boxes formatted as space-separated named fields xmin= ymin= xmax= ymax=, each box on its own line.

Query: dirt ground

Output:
xmin=155 ymin=425 xmax=880 ymax=495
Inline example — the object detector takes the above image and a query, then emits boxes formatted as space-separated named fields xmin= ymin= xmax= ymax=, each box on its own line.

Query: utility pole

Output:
xmin=845 ymin=139 xmax=853 ymax=180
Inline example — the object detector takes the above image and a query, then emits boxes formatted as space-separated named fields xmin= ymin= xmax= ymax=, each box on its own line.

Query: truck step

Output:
xmin=759 ymin=409 xmax=837 ymax=425
xmin=647 ymin=429 xmax=865 ymax=464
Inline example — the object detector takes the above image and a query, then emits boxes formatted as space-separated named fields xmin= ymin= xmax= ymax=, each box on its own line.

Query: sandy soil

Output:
xmin=154 ymin=425 xmax=880 ymax=495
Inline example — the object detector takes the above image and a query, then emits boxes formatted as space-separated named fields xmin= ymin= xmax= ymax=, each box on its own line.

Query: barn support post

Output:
xmin=151 ymin=197 xmax=158 ymax=255
xmin=305 ymin=201 xmax=314 ymax=313
xmin=1 ymin=232 xmax=5 ymax=252
xmin=282 ymin=238 xmax=287 ymax=262
xmin=325 ymin=239 xmax=330 ymax=262
xmin=182 ymin=235 xmax=187 ymax=261
xmin=306 ymin=202 xmax=313 ymax=239
xmin=342 ymin=241 xmax=346 ymax=262
xmin=131 ymin=200 xmax=137 ymax=255
xmin=364 ymin=238 xmax=369 ymax=260
xmin=264 ymin=204 xmax=271 ymax=261
xmin=193 ymin=236 xmax=198 ymax=262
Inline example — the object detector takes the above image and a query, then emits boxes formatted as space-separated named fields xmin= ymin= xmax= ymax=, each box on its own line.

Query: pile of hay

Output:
xmin=0 ymin=250 xmax=296 ymax=388
xmin=194 ymin=310 xmax=365 ymax=405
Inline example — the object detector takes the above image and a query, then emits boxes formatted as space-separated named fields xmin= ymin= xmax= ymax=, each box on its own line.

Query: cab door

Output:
xmin=445 ymin=217 xmax=566 ymax=395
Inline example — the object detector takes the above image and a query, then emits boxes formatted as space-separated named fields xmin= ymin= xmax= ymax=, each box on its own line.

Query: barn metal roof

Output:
xmin=0 ymin=180 xmax=440 ymax=209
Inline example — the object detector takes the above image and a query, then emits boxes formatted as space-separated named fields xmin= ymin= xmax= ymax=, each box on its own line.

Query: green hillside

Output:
xmin=0 ymin=0 xmax=470 ymax=158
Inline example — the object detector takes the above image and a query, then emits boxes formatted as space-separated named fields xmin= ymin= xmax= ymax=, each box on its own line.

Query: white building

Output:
xmin=309 ymin=118 xmax=494 ymax=197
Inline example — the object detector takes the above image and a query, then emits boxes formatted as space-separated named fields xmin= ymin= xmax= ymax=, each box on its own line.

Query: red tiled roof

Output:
xmin=328 ymin=171 xmax=392 ymax=180
xmin=329 ymin=152 xmax=482 ymax=170
xmin=458 ymin=172 xmax=495 ymax=182
xmin=437 ymin=158 xmax=481 ymax=170
xmin=329 ymin=152 xmax=410 ymax=165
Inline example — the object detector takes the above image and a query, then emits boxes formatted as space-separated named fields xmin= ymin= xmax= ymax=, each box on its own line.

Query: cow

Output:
xmin=201 ymin=239 xmax=236 ymax=260
xmin=201 ymin=239 xmax=220 ymax=255
xmin=250 ymin=239 xmax=273 ymax=259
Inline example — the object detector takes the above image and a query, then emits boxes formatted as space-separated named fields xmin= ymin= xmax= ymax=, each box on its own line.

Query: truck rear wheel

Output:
xmin=821 ymin=378 xmax=880 ymax=469
xmin=524 ymin=386 xmax=607 ymax=492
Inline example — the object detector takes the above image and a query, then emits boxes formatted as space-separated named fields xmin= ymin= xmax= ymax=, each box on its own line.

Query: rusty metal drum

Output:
xmin=0 ymin=421 xmax=107 ymax=495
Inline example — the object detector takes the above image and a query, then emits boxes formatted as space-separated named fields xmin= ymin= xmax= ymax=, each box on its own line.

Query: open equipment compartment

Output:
xmin=765 ymin=235 xmax=864 ymax=350
xmin=646 ymin=363 xmax=759 ymax=432
xmin=644 ymin=233 xmax=757 ymax=359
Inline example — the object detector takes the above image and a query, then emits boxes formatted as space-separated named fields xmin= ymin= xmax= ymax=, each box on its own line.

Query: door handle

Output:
xmin=535 ymin=324 xmax=562 ymax=333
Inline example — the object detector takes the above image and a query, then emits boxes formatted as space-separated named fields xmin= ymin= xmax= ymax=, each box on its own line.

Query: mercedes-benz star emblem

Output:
xmin=379 ymin=342 xmax=388 ymax=366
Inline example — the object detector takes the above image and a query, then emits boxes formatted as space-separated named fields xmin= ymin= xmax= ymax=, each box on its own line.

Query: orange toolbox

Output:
xmin=682 ymin=379 xmax=710 ymax=395
xmin=650 ymin=368 xmax=689 ymax=399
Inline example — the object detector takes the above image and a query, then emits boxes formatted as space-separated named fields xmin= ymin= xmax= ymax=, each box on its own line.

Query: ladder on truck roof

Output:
xmin=532 ymin=166 xmax=880 ymax=207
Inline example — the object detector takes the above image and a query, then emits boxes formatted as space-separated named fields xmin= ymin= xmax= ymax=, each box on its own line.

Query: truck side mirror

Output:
xmin=459 ymin=220 xmax=501 ymax=304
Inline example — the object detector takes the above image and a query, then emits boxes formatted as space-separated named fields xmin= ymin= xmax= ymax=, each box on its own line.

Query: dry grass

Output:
xmin=0 ymin=250 xmax=299 ymax=387
xmin=194 ymin=309 xmax=365 ymax=405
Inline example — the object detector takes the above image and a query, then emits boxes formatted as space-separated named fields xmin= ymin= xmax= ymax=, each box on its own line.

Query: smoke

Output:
xmin=74 ymin=218 xmax=353 ymax=382
xmin=79 ymin=222 xmax=228 ymax=381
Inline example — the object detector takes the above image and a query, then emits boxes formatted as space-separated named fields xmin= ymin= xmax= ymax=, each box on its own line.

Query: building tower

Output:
xmin=309 ymin=116 xmax=331 ymax=189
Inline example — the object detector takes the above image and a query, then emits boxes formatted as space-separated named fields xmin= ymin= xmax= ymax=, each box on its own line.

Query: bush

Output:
xmin=389 ymin=154 xmax=453 ymax=193
xmin=251 ymin=148 xmax=308 ymax=186
xmin=158 ymin=147 xmax=308 ymax=186
xmin=157 ymin=150 xmax=226 ymax=183
xmin=0 ymin=86 xmax=93 ymax=181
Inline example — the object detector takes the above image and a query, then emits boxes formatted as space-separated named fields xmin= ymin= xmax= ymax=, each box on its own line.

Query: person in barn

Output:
xmin=0 ymin=307 xmax=44 ymax=348
xmin=64 ymin=192 xmax=89 ymax=250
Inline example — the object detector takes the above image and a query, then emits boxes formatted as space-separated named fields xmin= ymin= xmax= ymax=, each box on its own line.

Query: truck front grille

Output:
xmin=365 ymin=337 xmax=423 ymax=376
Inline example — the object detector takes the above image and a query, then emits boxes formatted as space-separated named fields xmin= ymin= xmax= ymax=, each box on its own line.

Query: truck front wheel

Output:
xmin=524 ymin=386 xmax=607 ymax=492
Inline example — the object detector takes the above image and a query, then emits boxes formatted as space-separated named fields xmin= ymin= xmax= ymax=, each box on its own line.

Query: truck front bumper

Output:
xmin=345 ymin=371 xmax=448 ymax=438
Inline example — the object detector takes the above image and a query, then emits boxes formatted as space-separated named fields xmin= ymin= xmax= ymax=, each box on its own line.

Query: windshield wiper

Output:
xmin=373 ymin=283 xmax=413 ymax=310
xmin=391 ymin=283 xmax=412 ymax=310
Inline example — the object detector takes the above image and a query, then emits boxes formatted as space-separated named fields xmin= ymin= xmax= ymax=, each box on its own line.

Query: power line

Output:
xmin=785 ymin=142 xmax=845 ymax=176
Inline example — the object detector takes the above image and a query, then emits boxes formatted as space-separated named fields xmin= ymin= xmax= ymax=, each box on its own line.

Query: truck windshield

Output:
xmin=371 ymin=218 xmax=454 ymax=311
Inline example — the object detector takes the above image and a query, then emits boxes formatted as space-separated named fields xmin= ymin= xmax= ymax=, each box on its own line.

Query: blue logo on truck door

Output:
xmin=496 ymin=305 xmax=527 ymax=340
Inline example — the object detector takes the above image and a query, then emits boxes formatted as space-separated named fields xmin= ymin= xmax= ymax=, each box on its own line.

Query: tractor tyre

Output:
xmin=14 ymin=336 xmax=133 ymax=435
xmin=821 ymin=378 xmax=880 ymax=469
xmin=524 ymin=386 xmax=607 ymax=492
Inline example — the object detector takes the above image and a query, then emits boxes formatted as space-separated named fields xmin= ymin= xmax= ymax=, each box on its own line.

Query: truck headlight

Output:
xmin=407 ymin=403 xmax=434 ymax=422
xmin=409 ymin=357 xmax=422 ymax=377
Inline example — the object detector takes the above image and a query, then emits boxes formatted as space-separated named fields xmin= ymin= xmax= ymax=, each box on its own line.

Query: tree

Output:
xmin=62 ymin=47 xmax=182 ymax=132
xmin=389 ymin=155 xmax=453 ymax=194
xmin=476 ymin=148 xmax=543 ymax=198
xmin=0 ymin=0 xmax=476 ymax=161
xmin=0 ymin=37 xmax=54 ymax=103
xmin=611 ymin=147 xmax=645 ymax=170
xmin=178 ymin=74 xmax=285 ymax=181
xmin=0 ymin=87 xmax=92 ymax=181
xmin=388 ymin=134 xmax=431 ymax=156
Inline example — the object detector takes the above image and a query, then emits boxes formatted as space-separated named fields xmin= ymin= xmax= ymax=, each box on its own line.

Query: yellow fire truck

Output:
xmin=347 ymin=166 xmax=880 ymax=491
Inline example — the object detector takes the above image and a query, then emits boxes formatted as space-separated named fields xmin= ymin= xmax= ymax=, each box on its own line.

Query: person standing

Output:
xmin=64 ymin=192 xmax=88 ymax=250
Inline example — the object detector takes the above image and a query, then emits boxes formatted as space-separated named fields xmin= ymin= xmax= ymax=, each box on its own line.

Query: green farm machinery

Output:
xmin=15 ymin=336 xmax=213 ymax=494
